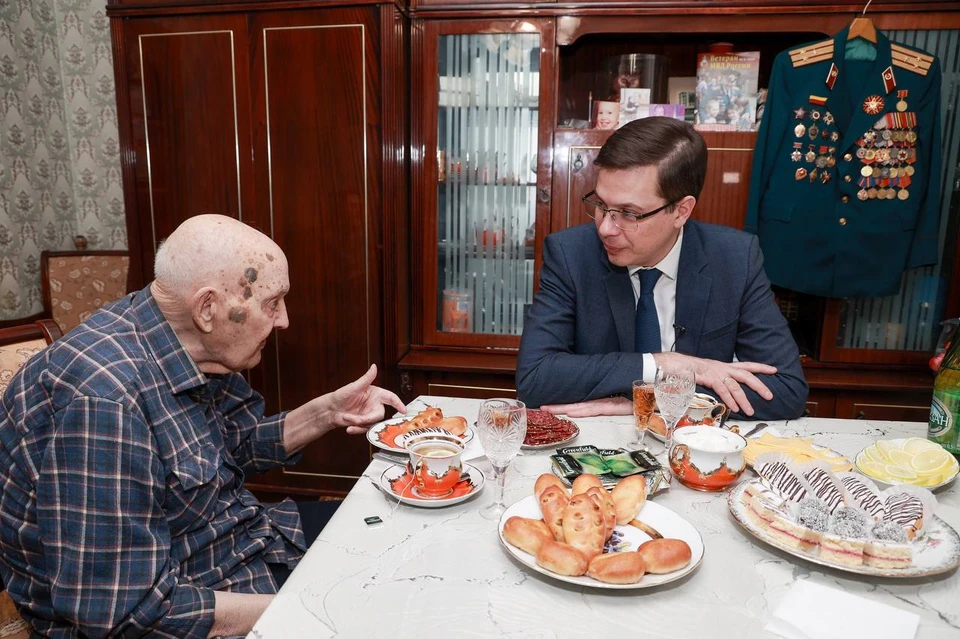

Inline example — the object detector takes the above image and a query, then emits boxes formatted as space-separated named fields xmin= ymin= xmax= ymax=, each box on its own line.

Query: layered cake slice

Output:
xmin=864 ymin=521 xmax=913 ymax=569
xmin=744 ymin=481 xmax=791 ymax=531
xmin=768 ymin=498 xmax=827 ymax=552
xmin=820 ymin=507 xmax=868 ymax=566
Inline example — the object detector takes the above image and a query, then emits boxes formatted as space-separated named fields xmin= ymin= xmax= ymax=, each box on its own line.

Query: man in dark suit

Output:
xmin=516 ymin=118 xmax=807 ymax=420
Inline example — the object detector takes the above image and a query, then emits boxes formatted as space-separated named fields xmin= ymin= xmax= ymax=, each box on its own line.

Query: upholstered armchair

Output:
xmin=0 ymin=320 xmax=62 ymax=397
xmin=41 ymin=251 xmax=130 ymax=334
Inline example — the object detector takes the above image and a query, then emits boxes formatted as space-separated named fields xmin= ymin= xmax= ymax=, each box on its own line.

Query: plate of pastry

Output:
xmin=728 ymin=456 xmax=960 ymax=578
xmin=497 ymin=473 xmax=704 ymax=589
xmin=367 ymin=407 xmax=474 ymax=453
xmin=378 ymin=463 xmax=484 ymax=508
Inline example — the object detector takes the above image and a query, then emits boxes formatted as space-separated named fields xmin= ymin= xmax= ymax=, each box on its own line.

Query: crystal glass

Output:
xmin=475 ymin=398 xmax=527 ymax=519
xmin=632 ymin=380 xmax=656 ymax=450
xmin=654 ymin=367 xmax=696 ymax=453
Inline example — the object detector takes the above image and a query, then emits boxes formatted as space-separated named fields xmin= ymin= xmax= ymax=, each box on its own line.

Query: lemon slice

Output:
xmin=884 ymin=465 xmax=918 ymax=482
xmin=911 ymin=448 xmax=953 ymax=473
xmin=887 ymin=449 xmax=913 ymax=468
xmin=875 ymin=439 xmax=900 ymax=461
xmin=902 ymin=438 xmax=942 ymax=455
xmin=859 ymin=446 xmax=881 ymax=464
xmin=858 ymin=459 xmax=890 ymax=481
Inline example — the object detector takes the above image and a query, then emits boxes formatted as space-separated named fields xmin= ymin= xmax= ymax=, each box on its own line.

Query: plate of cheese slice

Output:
xmin=744 ymin=432 xmax=851 ymax=472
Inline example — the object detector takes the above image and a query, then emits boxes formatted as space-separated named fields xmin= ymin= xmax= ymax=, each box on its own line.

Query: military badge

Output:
xmin=862 ymin=95 xmax=885 ymax=114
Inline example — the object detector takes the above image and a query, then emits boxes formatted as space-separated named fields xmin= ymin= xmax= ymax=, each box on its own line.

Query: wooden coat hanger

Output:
xmin=848 ymin=0 xmax=878 ymax=43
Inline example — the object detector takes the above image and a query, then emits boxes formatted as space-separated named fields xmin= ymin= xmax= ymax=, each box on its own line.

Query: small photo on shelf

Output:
xmin=617 ymin=88 xmax=650 ymax=128
xmin=648 ymin=104 xmax=686 ymax=120
xmin=593 ymin=100 xmax=621 ymax=130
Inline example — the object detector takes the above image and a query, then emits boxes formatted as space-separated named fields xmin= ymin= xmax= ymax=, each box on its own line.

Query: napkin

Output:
xmin=766 ymin=580 xmax=919 ymax=639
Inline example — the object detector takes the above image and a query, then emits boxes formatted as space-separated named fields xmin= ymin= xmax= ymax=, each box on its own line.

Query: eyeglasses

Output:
xmin=581 ymin=190 xmax=677 ymax=232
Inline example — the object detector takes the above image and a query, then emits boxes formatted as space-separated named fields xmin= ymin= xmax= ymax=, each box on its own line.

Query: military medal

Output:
xmin=824 ymin=112 xmax=835 ymax=125
xmin=821 ymin=171 xmax=832 ymax=184
xmin=805 ymin=146 xmax=817 ymax=163
xmin=808 ymin=124 xmax=819 ymax=140
xmin=809 ymin=168 xmax=818 ymax=182
xmin=906 ymin=131 xmax=917 ymax=143
xmin=868 ymin=188 xmax=878 ymax=199
xmin=857 ymin=189 xmax=869 ymax=200
xmin=862 ymin=95 xmax=885 ymax=114
xmin=864 ymin=130 xmax=877 ymax=144
xmin=791 ymin=143 xmax=802 ymax=162
xmin=898 ymin=189 xmax=909 ymax=200
xmin=794 ymin=123 xmax=806 ymax=138
xmin=905 ymin=165 xmax=915 ymax=176
xmin=811 ymin=109 xmax=821 ymax=121
xmin=794 ymin=107 xmax=807 ymax=119
xmin=861 ymin=165 xmax=873 ymax=177
xmin=795 ymin=167 xmax=808 ymax=180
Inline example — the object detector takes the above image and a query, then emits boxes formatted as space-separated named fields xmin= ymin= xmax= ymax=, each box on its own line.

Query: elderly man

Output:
xmin=517 ymin=118 xmax=808 ymax=420
xmin=0 ymin=215 xmax=405 ymax=637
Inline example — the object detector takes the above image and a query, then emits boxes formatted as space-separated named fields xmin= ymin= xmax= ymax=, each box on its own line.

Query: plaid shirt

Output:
xmin=0 ymin=286 xmax=305 ymax=638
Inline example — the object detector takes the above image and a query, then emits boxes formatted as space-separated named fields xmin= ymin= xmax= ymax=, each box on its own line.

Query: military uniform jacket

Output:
xmin=745 ymin=28 xmax=941 ymax=298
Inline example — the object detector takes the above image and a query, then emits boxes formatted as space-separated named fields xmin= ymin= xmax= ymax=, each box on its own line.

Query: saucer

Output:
xmin=378 ymin=462 xmax=485 ymax=508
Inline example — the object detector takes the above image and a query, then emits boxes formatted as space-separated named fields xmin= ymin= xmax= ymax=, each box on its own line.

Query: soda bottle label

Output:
xmin=929 ymin=395 xmax=951 ymax=437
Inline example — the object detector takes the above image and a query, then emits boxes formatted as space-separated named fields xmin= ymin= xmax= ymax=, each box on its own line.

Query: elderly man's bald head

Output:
xmin=154 ymin=215 xmax=284 ymax=297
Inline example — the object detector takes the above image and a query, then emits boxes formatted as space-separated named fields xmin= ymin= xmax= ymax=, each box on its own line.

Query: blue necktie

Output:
xmin=634 ymin=268 xmax=662 ymax=354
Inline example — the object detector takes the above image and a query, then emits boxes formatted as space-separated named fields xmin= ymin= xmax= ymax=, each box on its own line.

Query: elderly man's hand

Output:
xmin=652 ymin=352 xmax=776 ymax=417
xmin=327 ymin=364 xmax=407 ymax=435
xmin=540 ymin=396 xmax=632 ymax=418
xmin=284 ymin=365 xmax=406 ymax=453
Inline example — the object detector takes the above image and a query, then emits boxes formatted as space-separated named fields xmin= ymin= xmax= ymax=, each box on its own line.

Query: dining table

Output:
xmin=249 ymin=395 xmax=960 ymax=638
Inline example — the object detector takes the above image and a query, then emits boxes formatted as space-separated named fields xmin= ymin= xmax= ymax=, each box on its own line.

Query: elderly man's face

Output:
xmin=213 ymin=249 xmax=290 ymax=371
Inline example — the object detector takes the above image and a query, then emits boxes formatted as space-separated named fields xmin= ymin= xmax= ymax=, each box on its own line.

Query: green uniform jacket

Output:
xmin=745 ymin=28 xmax=941 ymax=298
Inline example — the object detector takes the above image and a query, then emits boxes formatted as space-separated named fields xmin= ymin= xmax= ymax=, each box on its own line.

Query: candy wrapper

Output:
xmin=550 ymin=445 xmax=670 ymax=494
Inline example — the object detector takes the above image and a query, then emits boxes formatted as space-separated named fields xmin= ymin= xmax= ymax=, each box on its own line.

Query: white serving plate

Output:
xmin=366 ymin=416 xmax=474 ymax=453
xmin=378 ymin=462 xmax=484 ymax=508
xmin=497 ymin=495 xmax=704 ymax=589
xmin=728 ymin=479 xmax=960 ymax=578
xmin=854 ymin=439 xmax=960 ymax=491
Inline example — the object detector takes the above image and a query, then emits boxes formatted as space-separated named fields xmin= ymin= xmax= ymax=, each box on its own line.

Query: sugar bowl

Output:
xmin=668 ymin=425 xmax=747 ymax=491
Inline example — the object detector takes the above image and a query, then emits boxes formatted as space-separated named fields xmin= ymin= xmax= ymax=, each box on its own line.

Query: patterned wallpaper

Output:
xmin=0 ymin=0 xmax=125 ymax=321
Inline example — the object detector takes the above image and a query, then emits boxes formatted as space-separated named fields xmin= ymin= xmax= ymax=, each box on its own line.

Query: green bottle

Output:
xmin=929 ymin=335 xmax=960 ymax=455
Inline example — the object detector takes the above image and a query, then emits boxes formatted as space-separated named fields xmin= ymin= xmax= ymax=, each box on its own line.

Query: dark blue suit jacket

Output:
xmin=516 ymin=220 xmax=808 ymax=420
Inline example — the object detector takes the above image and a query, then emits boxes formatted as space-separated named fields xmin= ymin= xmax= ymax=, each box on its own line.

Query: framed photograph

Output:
xmin=648 ymin=104 xmax=686 ymax=120
xmin=593 ymin=100 xmax=621 ymax=130
xmin=617 ymin=88 xmax=650 ymax=128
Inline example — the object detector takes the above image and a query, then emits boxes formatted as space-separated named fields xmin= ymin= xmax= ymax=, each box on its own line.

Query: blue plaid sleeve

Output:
xmin=216 ymin=374 xmax=299 ymax=474
xmin=38 ymin=397 xmax=215 ymax=638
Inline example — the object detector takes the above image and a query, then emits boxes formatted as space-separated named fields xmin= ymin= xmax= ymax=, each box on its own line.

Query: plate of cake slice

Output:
xmin=728 ymin=455 xmax=960 ymax=578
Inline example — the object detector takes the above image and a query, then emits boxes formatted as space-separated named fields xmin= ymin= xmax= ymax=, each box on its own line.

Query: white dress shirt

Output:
xmin=628 ymin=227 xmax=683 ymax=383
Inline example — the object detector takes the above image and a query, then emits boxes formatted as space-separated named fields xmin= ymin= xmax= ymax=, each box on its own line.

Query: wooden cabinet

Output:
xmin=110 ymin=0 xmax=408 ymax=496
xmin=400 ymin=3 xmax=960 ymax=422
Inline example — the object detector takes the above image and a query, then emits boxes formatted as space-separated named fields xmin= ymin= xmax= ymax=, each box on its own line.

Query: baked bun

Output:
xmin=572 ymin=473 xmax=604 ymax=495
xmin=612 ymin=475 xmax=647 ymax=525
xmin=534 ymin=474 xmax=567 ymax=501
xmin=587 ymin=551 xmax=646 ymax=584
xmin=538 ymin=485 xmax=570 ymax=542
xmin=502 ymin=516 xmax=553 ymax=555
xmin=562 ymin=494 xmax=605 ymax=560
xmin=435 ymin=416 xmax=467 ymax=437
xmin=585 ymin=486 xmax=617 ymax=540
xmin=647 ymin=413 xmax=666 ymax=437
xmin=535 ymin=541 xmax=589 ymax=576
xmin=638 ymin=539 xmax=692 ymax=574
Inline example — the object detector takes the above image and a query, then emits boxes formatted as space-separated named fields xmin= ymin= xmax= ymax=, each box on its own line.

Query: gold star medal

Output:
xmin=862 ymin=95 xmax=885 ymax=115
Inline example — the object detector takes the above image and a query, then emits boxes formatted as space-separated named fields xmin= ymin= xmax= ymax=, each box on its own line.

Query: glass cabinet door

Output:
xmin=421 ymin=21 xmax=552 ymax=347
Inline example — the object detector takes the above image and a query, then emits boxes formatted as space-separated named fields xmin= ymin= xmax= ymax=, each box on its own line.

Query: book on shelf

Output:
xmin=694 ymin=51 xmax=760 ymax=132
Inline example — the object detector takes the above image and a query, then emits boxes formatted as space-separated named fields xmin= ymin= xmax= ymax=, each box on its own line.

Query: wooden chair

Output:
xmin=40 ymin=251 xmax=130 ymax=335
xmin=0 ymin=320 xmax=62 ymax=396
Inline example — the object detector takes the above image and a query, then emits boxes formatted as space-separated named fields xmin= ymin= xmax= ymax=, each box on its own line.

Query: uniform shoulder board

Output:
xmin=890 ymin=43 xmax=934 ymax=76
xmin=789 ymin=39 xmax=834 ymax=68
